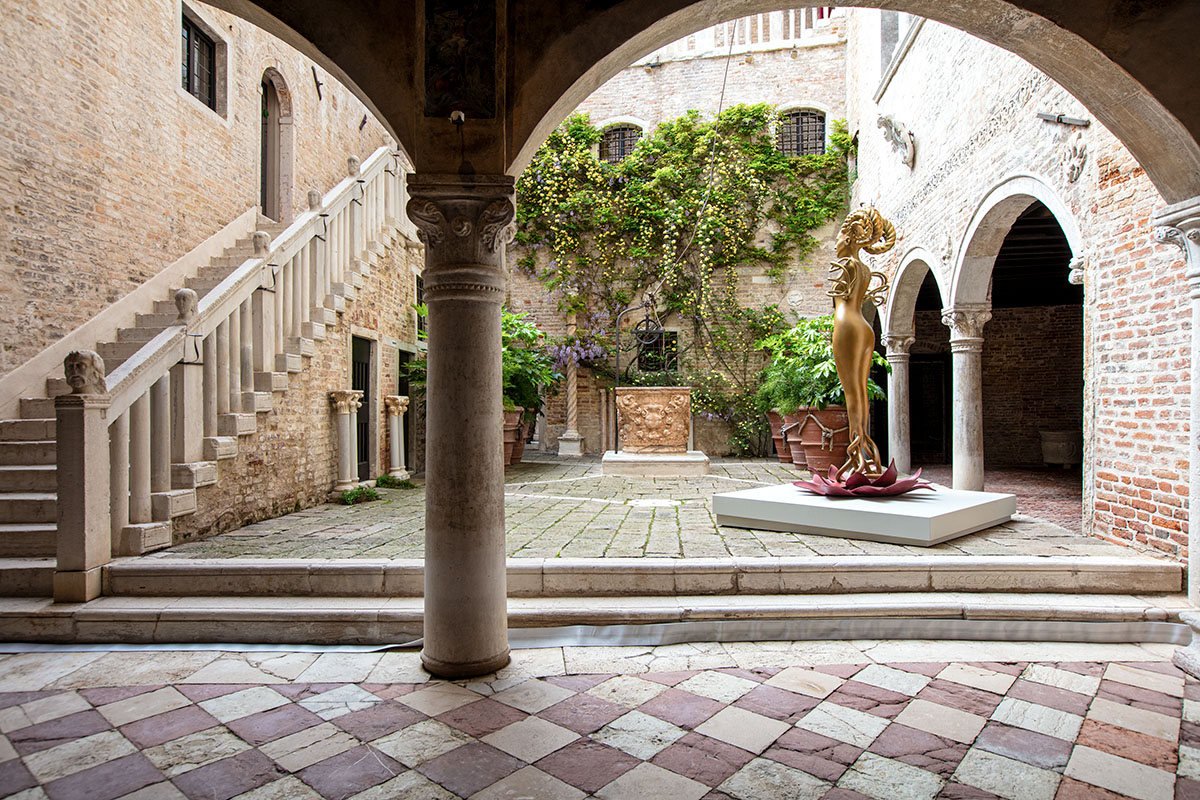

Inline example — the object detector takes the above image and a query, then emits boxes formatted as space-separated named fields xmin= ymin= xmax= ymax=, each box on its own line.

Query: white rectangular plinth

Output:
xmin=713 ymin=484 xmax=1015 ymax=546
xmin=602 ymin=450 xmax=710 ymax=476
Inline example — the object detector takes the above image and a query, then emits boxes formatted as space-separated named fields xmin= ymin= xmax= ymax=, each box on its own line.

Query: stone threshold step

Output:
xmin=102 ymin=555 xmax=1184 ymax=598
xmin=0 ymin=592 xmax=1185 ymax=645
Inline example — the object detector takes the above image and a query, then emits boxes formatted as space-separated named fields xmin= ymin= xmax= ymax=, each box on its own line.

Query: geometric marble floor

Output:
xmin=0 ymin=642 xmax=1192 ymax=799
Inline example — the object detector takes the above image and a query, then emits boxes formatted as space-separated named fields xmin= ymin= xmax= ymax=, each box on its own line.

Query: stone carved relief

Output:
xmin=407 ymin=199 xmax=447 ymax=247
xmin=942 ymin=307 xmax=992 ymax=350
xmin=880 ymin=334 xmax=916 ymax=355
xmin=616 ymin=387 xmax=691 ymax=454
xmin=478 ymin=198 xmax=516 ymax=252
xmin=1062 ymin=131 xmax=1087 ymax=184
xmin=64 ymin=350 xmax=106 ymax=395
xmin=878 ymin=115 xmax=916 ymax=169
xmin=174 ymin=288 xmax=198 ymax=324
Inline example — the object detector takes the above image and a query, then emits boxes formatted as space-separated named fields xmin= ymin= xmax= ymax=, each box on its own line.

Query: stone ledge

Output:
xmin=601 ymin=450 xmax=710 ymax=476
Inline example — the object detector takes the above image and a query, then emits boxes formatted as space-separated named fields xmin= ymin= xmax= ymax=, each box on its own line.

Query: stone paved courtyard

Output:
xmin=0 ymin=640 xmax=1189 ymax=799
xmin=152 ymin=457 xmax=1157 ymax=562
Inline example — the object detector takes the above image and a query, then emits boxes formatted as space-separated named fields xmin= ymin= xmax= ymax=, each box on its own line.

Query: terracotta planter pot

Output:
xmin=782 ymin=411 xmax=808 ymax=470
xmin=503 ymin=408 xmax=523 ymax=467
xmin=767 ymin=411 xmax=792 ymax=463
xmin=799 ymin=405 xmax=849 ymax=475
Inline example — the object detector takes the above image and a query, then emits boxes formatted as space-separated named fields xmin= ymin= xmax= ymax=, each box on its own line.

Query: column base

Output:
xmin=53 ymin=567 xmax=102 ymax=603
xmin=388 ymin=469 xmax=411 ymax=480
xmin=332 ymin=480 xmax=359 ymax=493
xmin=1173 ymin=611 xmax=1200 ymax=679
xmin=557 ymin=431 xmax=585 ymax=457
xmin=421 ymin=648 xmax=511 ymax=679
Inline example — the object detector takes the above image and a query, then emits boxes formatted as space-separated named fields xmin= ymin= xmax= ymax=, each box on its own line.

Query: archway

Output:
xmin=259 ymin=67 xmax=294 ymax=221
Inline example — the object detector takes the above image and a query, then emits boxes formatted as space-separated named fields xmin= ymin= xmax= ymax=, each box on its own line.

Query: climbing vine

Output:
xmin=514 ymin=104 xmax=852 ymax=454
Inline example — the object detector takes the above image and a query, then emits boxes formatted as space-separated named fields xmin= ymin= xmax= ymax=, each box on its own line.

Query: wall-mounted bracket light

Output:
xmin=1036 ymin=112 xmax=1090 ymax=127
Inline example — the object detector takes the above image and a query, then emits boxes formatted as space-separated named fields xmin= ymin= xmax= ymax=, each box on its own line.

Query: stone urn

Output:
xmin=782 ymin=410 xmax=809 ymax=469
xmin=768 ymin=411 xmax=792 ymax=463
xmin=799 ymin=405 xmax=850 ymax=475
xmin=615 ymin=387 xmax=691 ymax=453
xmin=511 ymin=417 xmax=531 ymax=464
xmin=503 ymin=408 xmax=524 ymax=466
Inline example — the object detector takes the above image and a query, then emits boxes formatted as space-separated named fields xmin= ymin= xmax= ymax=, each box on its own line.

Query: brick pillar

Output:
xmin=943 ymin=306 xmax=991 ymax=492
xmin=1152 ymin=198 xmax=1200 ymax=609
xmin=881 ymin=334 xmax=915 ymax=474
xmin=407 ymin=173 xmax=514 ymax=679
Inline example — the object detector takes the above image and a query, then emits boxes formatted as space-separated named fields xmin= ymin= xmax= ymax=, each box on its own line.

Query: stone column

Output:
xmin=330 ymin=390 xmax=363 ymax=492
xmin=1153 ymin=198 xmax=1200 ymax=611
xmin=55 ymin=351 xmax=111 ymax=603
xmin=407 ymin=173 xmax=514 ymax=678
xmin=384 ymin=395 xmax=410 ymax=479
xmin=881 ymin=334 xmax=915 ymax=474
xmin=942 ymin=306 xmax=991 ymax=492
xmin=557 ymin=313 xmax=584 ymax=456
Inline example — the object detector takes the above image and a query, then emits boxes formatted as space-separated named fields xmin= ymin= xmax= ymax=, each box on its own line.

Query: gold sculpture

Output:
xmin=828 ymin=207 xmax=895 ymax=479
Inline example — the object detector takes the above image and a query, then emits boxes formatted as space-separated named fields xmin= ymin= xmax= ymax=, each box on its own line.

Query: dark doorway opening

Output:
xmin=261 ymin=78 xmax=281 ymax=221
xmin=352 ymin=337 xmax=372 ymax=481
xmin=911 ymin=269 xmax=950 ymax=465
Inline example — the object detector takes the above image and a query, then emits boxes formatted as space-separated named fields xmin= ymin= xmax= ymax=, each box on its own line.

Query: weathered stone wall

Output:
xmin=173 ymin=234 xmax=424 ymax=540
xmin=0 ymin=0 xmax=392 ymax=376
xmin=847 ymin=11 xmax=1187 ymax=557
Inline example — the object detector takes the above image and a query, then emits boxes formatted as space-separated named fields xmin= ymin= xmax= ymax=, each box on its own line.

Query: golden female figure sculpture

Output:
xmin=829 ymin=207 xmax=896 ymax=479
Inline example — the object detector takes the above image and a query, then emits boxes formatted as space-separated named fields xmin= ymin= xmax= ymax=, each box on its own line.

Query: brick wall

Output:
xmin=847 ymin=11 xmax=1188 ymax=558
xmin=0 ymin=0 xmax=392 ymax=375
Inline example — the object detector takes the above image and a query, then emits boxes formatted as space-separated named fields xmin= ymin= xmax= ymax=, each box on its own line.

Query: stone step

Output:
xmin=97 ymin=341 xmax=144 ymax=364
xmin=0 ymin=440 xmax=55 ymax=465
xmin=243 ymin=391 xmax=273 ymax=413
xmin=19 ymin=399 xmax=56 ymax=420
xmin=152 ymin=489 xmax=197 ymax=521
xmin=136 ymin=311 xmax=178 ymax=328
xmin=287 ymin=337 xmax=315 ymax=358
xmin=184 ymin=276 xmax=222 ymax=295
xmin=117 ymin=522 xmax=172 ymax=557
xmin=0 ymin=465 xmax=56 ymax=492
xmin=0 ymin=419 xmax=55 ymax=441
xmin=172 ymin=462 xmax=217 ymax=490
xmin=0 ymin=559 xmax=55 ymax=597
xmin=0 ymin=592 xmax=1184 ymax=644
xmin=203 ymin=436 xmax=238 ymax=461
xmin=43 ymin=378 xmax=72 ymax=398
xmin=0 ymin=493 xmax=56 ymax=524
xmin=116 ymin=326 xmax=164 ymax=344
xmin=98 ymin=555 xmax=1184 ymax=598
xmin=276 ymin=353 xmax=302 ymax=373
xmin=311 ymin=306 xmax=337 ymax=326
xmin=325 ymin=294 xmax=346 ymax=314
xmin=254 ymin=372 xmax=288 ymax=393
xmin=153 ymin=300 xmax=178 ymax=315
xmin=218 ymin=413 xmax=256 ymax=437
xmin=0 ymin=525 xmax=56 ymax=558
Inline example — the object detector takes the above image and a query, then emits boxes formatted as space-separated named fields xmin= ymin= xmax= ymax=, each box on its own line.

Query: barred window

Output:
xmin=599 ymin=125 xmax=641 ymax=163
xmin=638 ymin=331 xmax=678 ymax=373
xmin=181 ymin=15 xmax=216 ymax=109
xmin=777 ymin=110 xmax=825 ymax=156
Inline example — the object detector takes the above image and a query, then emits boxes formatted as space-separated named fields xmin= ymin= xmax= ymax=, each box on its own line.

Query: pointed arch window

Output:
xmin=778 ymin=110 xmax=826 ymax=156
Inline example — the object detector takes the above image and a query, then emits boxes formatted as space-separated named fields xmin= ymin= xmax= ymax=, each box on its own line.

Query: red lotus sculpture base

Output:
xmin=793 ymin=461 xmax=933 ymax=497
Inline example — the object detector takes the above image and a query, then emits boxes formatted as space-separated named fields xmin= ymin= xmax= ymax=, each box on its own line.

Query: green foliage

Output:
xmin=501 ymin=311 xmax=562 ymax=420
xmin=340 ymin=486 xmax=380 ymax=505
xmin=514 ymin=105 xmax=851 ymax=455
xmin=375 ymin=474 xmax=416 ymax=489
xmin=756 ymin=315 xmax=889 ymax=412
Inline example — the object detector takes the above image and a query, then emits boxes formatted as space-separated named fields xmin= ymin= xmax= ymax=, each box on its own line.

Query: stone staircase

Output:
xmin=0 ymin=147 xmax=411 ymax=599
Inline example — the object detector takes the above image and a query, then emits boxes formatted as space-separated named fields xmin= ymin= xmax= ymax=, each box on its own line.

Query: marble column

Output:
xmin=881 ymin=334 xmax=915 ymax=474
xmin=1152 ymin=198 xmax=1200 ymax=611
xmin=942 ymin=306 xmax=991 ymax=492
xmin=407 ymin=173 xmax=514 ymax=678
xmin=384 ymin=395 xmax=410 ymax=479
xmin=330 ymin=390 xmax=363 ymax=492
xmin=558 ymin=313 xmax=584 ymax=456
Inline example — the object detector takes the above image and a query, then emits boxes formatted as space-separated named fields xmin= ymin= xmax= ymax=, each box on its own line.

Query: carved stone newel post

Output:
xmin=384 ymin=395 xmax=410 ymax=479
xmin=408 ymin=173 xmax=514 ymax=678
xmin=330 ymin=390 xmax=363 ymax=492
xmin=55 ymin=350 xmax=111 ymax=602
xmin=881 ymin=334 xmax=915 ymax=475
xmin=942 ymin=306 xmax=990 ymax=491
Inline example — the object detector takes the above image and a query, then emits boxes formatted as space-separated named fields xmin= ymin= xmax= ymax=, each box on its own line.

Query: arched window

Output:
xmin=599 ymin=125 xmax=641 ymax=163
xmin=777 ymin=110 xmax=826 ymax=156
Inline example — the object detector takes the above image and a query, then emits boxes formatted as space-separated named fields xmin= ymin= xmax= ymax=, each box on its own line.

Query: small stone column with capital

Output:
xmin=881 ymin=334 xmax=916 ymax=475
xmin=407 ymin=173 xmax=514 ymax=678
xmin=384 ymin=395 xmax=410 ymax=479
xmin=1152 ymin=198 xmax=1200 ymax=616
xmin=330 ymin=390 xmax=363 ymax=492
xmin=558 ymin=313 xmax=584 ymax=456
xmin=55 ymin=350 xmax=112 ymax=602
xmin=942 ymin=306 xmax=991 ymax=492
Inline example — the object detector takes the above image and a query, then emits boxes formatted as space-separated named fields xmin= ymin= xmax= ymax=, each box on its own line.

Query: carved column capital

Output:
xmin=880 ymin=334 xmax=916 ymax=359
xmin=1152 ymin=196 xmax=1200 ymax=298
xmin=329 ymin=389 xmax=363 ymax=414
xmin=384 ymin=395 xmax=410 ymax=416
xmin=942 ymin=306 xmax=991 ymax=353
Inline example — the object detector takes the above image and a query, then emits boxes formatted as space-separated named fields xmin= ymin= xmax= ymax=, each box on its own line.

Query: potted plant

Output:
xmin=757 ymin=316 xmax=888 ymax=474
xmin=501 ymin=311 xmax=562 ymax=465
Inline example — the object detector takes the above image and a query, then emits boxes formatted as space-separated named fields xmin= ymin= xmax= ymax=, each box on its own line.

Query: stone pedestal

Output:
xmin=1173 ymin=611 xmax=1200 ymax=678
xmin=408 ymin=173 xmax=514 ymax=678
xmin=55 ymin=389 xmax=112 ymax=603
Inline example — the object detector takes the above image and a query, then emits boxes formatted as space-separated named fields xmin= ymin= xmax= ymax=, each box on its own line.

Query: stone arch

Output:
xmin=594 ymin=115 xmax=650 ymax=133
xmin=260 ymin=66 xmax=295 ymax=221
xmin=950 ymin=174 xmax=1083 ymax=309
xmin=885 ymin=246 xmax=945 ymax=339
